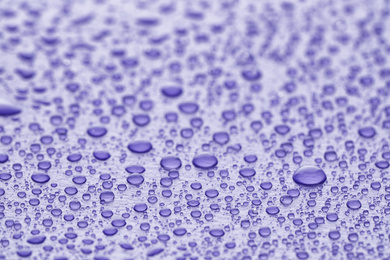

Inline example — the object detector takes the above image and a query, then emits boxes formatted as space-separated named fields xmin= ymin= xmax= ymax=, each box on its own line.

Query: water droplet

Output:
xmin=31 ymin=174 xmax=50 ymax=184
xmin=0 ymin=104 xmax=22 ymax=116
xmin=239 ymin=168 xmax=256 ymax=178
xmin=87 ymin=126 xmax=107 ymax=138
xmin=358 ymin=127 xmax=376 ymax=138
xmin=128 ymin=141 xmax=153 ymax=153
xmin=346 ymin=200 xmax=361 ymax=210
xmin=160 ymin=156 xmax=182 ymax=170
xmin=293 ymin=165 xmax=327 ymax=186
xmin=192 ymin=154 xmax=218 ymax=169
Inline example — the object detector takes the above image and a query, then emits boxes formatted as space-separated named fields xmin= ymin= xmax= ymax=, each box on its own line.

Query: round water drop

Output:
xmin=160 ymin=177 xmax=173 ymax=187
xmin=100 ymin=191 xmax=115 ymax=203
xmin=160 ymin=156 xmax=182 ymax=170
xmin=180 ymin=128 xmax=193 ymax=138
xmin=178 ymin=102 xmax=199 ymax=114
xmin=287 ymin=189 xmax=300 ymax=197
xmin=161 ymin=86 xmax=183 ymax=98
xmin=139 ymin=100 xmax=153 ymax=111
xmin=67 ymin=153 xmax=82 ymax=162
xmin=192 ymin=154 xmax=218 ymax=169
xmin=173 ymin=228 xmax=187 ymax=236
xmin=93 ymin=151 xmax=111 ymax=161
xmin=37 ymin=161 xmax=51 ymax=170
xmin=0 ymin=154 xmax=9 ymax=163
xmin=157 ymin=234 xmax=170 ymax=242
xmin=127 ymin=175 xmax=144 ymax=186
xmin=112 ymin=105 xmax=126 ymax=117
xmin=134 ymin=203 xmax=148 ymax=212
xmin=0 ymin=173 xmax=11 ymax=181
xmin=274 ymin=124 xmax=291 ymax=135
xmin=326 ymin=213 xmax=338 ymax=222
xmin=266 ymin=206 xmax=280 ymax=215
xmin=66 ymin=82 xmax=80 ymax=92
xmin=205 ymin=189 xmax=219 ymax=198
xmin=27 ymin=236 xmax=46 ymax=244
xmin=125 ymin=165 xmax=145 ymax=173
xmin=165 ymin=112 xmax=178 ymax=123
xmin=103 ymin=228 xmax=118 ymax=236
xmin=209 ymin=229 xmax=225 ymax=237
xmin=241 ymin=69 xmax=262 ymax=81
xmin=16 ymin=250 xmax=32 ymax=258
xmin=292 ymin=165 xmax=327 ymax=186
xmin=239 ymin=168 xmax=256 ymax=178
xmin=328 ymin=230 xmax=341 ymax=240
xmin=39 ymin=135 xmax=53 ymax=145
xmin=258 ymin=227 xmax=271 ymax=237
xmin=31 ymin=174 xmax=50 ymax=184
xmin=250 ymin=121 xmax=263 ymax=133
xmin=111 ymin=219 xmax=126 ymax=227
xmin=72 ymin=176 xmax=86 ymax=185
xmin=190 ymin=117 xmax=203 ymax=128
xmin=0 ymin=135 xmax=12 ymax=145
xmin=280 ymin=195 xmax=293 ymax=206
xmin=87 ymin=126 xmax=107 ymax=137
xmin=324 ymin=151 xmax=337 ymax=162
xmin=375 ymin=161 xmax=389 ymax=169
xmin=213 ymin=132 xmax=229 ymax=145
xmin=244 ymin=155 xmax=257 ymax=163
xmin=191 ymin=182 xmax=202 ymax=190
xmin=127 ymin=141 xmax=153 ymax=153
xmin=296 ymin=252 xmax=309 ymax=260
xmin=348 ymin=233 xmax=359 ymax=242
xmin=64 ymin=187 xmax=78 ymax=195
xmin=29 ymin=198 xmax=40 ymax=206
xmin=102 ymin=210 xmax=114 ymax=218
xmin=260 ymin=182 xmax=272 ymax=190
xmin=133 ymin=114 xmax=150 ymax=127
xmin=358 ymin=127 xmax=376 ymax=138
xmin=69 ymin=201 xmax=81 ymax=210
xmin=346 ymin=200 xmax=361 ymax=210
xmin=159 ymin=208 xmax=172 ymax=217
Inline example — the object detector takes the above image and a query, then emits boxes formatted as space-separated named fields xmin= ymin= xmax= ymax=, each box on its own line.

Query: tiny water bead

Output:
xmin=293 ymin=165 xmax=327 ymax=186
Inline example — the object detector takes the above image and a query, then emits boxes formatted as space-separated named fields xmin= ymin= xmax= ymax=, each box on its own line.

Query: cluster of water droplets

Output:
xmin=1 ymin=0 xmax=390 ymax=259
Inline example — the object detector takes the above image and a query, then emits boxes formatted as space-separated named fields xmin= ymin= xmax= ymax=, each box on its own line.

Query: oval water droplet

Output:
xmin=192 ymin=154 xmax=218 ymax=169
xmin=293 ymin=165 xmax=327 ymax=186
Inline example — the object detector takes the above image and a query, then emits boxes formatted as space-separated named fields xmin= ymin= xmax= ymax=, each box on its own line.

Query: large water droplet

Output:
xmin=192 ymin=154 xmax=218 ymax=169
xmin=293 ymin=165 xmax=327 ymax=186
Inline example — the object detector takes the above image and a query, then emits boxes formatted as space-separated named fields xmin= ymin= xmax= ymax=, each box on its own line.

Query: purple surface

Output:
xmin=1 ymin=0 xmax=390 ymax=259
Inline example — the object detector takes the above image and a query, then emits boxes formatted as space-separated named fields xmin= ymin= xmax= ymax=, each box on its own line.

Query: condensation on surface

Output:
xmin=0 ymin=0 xmax=390 ymax=259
